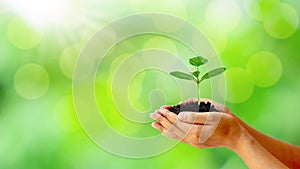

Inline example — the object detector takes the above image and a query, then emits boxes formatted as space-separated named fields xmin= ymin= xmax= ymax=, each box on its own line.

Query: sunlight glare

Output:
xmin=3 ymin=0 xmax=71 ymax=28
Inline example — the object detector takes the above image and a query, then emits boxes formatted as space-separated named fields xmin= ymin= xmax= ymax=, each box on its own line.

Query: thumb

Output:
xmin=178 ymin=112 xmax=197 ymax=123
xmin=178 ymin=112 xmax=209 ymax=124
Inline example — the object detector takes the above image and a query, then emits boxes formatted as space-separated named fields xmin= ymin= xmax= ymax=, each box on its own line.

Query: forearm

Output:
xmin=231 ymin=128 xmax=288 ymax=169
xmin=235 ymin=116 xmax=300 ymax=168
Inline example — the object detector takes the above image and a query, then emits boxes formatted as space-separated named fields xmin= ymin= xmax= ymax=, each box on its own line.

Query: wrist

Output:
xmin=230 ymin=127 xmax=254 ymax=153
xmin=223 ymin=116 xmax=248 ymax=151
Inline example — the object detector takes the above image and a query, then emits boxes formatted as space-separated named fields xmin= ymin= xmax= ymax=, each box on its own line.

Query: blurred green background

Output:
xmin=1 ymin=0 xmax=300 ymax=168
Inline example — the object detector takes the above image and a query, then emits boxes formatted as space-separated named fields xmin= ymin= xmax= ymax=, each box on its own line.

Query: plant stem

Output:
xmin=197 ymin=82 xmax=200 ymax=106
xmin=196 ymin=66 xmax=200 ymax=106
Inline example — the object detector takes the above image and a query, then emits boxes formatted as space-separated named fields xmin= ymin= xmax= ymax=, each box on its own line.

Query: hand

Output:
xmin=151 ymin=100 xmax=292 ymax=169
xmin=150 ymin=107 xmax=242 ymax=150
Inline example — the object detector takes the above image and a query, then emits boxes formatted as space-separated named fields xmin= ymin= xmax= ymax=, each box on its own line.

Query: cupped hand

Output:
xmin=150 ymin=107 xmax=242 ymax=150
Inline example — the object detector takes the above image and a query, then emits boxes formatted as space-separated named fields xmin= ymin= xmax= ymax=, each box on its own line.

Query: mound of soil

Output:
xmin=168 ymin=101 xmax=218 ymax=115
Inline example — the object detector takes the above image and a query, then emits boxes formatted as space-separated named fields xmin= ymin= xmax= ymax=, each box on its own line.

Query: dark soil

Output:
xmin=168 ymin=101 xmax=218 ymax=115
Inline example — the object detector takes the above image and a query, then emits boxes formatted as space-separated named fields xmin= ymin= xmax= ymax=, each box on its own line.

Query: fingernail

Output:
xmin=151 ymin=122 xmax=160 ymax=131
xmin=151 ymin=122 xmax=156 ymax=128
xmin=150 ymin=113 xmax=154 ymax=119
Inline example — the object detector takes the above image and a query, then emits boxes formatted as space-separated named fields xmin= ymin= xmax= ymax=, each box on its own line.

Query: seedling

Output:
xmin=170 ymin=56 xmax=226 ymax=106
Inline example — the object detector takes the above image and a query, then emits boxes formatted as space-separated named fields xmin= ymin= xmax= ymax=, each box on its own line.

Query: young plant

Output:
xmin=170 ymin=56 xmax=226 ymax=106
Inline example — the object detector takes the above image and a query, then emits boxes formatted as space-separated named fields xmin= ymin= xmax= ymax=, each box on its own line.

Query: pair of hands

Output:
xmin=150 ymin=98 xmax=243 ymax=150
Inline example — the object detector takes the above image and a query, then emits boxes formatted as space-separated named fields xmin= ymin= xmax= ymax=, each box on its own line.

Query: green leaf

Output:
xmin=192 ymin=70 xmax=200 ymax=77
xmin=200 ymin=67 xmax=226 ymax=82
xmin=170 ymin=71 xmax=195 ymax=81
xmin=189 ymin=56 xmax=208 ymax=67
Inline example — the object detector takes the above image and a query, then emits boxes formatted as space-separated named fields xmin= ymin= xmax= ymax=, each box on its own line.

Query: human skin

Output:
xmin=182 ymin=98 xmax=300 ymax=169
xmin=230 ymin=107 xmax=300 ymax=169
xmin=150 ymin=98 xmax=291 ymax=169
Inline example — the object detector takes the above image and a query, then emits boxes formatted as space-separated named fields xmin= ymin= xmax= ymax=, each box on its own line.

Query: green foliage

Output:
xmin=189 ymin=56 xmax=208 ymax=66
xmin=200 ymin=67 xmax=226 ymax=82
xmin=192 ymin=70 xmax=200 ymax=78
xmin=170 ymin=56 xmax=226 ymax=105
xmin=170 ymin=71 xmax=196 ymax=81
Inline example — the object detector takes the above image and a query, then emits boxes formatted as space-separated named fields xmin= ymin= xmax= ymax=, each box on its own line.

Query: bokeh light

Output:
xmin=247 ymin=51 xmax=282 ymax=87
xmin=7 ymin=17 xmax=43 ymax=50
xmin=244 ymin=0 xmax=299 ymax=39
xmin=198 ymin=23 xmax=228 ymax=54
xmin=244 ymin=0 xmax=280 ymax=21
xmin=220 ymin=68 xmax=254 ymax=103
xmin=59 ymin=43 xmax=81 ymax=79
xmin=13 ymin=64 xmax=49 ymax=99
xmin=263 ymin=3 xmax=299 ymax=39
xmin=204 ymin=0 xmax=241 ymax=33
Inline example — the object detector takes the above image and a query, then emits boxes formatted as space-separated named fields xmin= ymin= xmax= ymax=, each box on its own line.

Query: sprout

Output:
xmin=170 ymin=56 xmax=226 ymax=105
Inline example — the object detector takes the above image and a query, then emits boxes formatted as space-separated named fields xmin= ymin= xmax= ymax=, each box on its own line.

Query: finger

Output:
xmin=178 ymin=112 xmax=209 ymax=124
xmin=157 ymin=108 xmax=177 ymax=124
xmin=151 ymin=122 xmax=185 ymax=141
xmin=162 ymin=129 xmax=181 ymax=140
xmin=149 ymin=111 xmax=159 ymax=120
xmin=158 ymin=111 xmax=205 ymax=141
xmin=205 ymin=112 xmax=223 ymax=125
xmin=165 ymin=123 xmax=206 ymax=146
xmin=158 ymin=108 xmax=198 ymax=134
xmin=150 ymin=112 xmax=175 ymax=130
xmin=151 ymin=122 xmax=164 ymax=132
xmin=174 ymin=120 xmax=202 ymax=136
xmin=150 ymin=108 xmax=166 ymax=120
xmin=151 ymin=119 xmax=189 ymax=142
xmin=153 ymin=113 xmax=189 ymax=140
xmin=151 ymin=111 xmax=189 ymax=138
xmin=162 ymin=125 xmax=188 ymax=142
